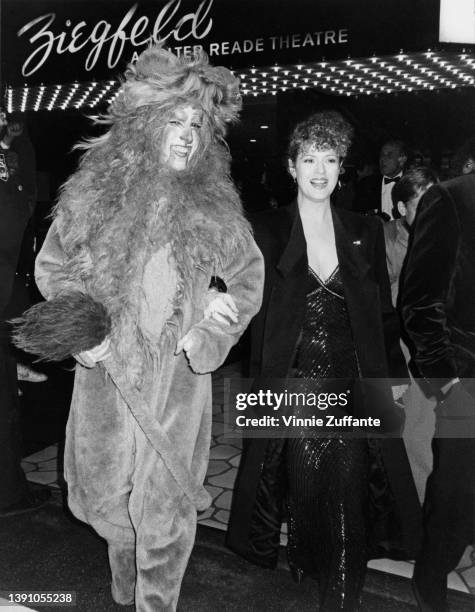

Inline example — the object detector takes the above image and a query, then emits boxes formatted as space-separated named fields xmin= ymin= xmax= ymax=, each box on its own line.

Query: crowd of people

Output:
xmin=1 ymin=45 xmax=474 ymax=612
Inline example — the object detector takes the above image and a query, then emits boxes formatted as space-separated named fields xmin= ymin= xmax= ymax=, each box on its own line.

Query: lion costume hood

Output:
xmin=15 ymin=46 xmax=252 ymax=382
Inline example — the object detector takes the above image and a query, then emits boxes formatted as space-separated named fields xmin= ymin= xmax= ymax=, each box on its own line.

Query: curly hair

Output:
xmin=287 ymin=111 xmax=354 ymax=162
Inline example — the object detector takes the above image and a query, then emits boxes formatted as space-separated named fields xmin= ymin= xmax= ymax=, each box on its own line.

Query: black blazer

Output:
xmin=402 ymin=174 xmax=475 ymax=388
xmin=0 ymin=136 xmax=36 ymax=321
xmin=0 ymin=180 xmax=32 ymax=321
xmin=249 ymin=202 xmax=406 ymax=381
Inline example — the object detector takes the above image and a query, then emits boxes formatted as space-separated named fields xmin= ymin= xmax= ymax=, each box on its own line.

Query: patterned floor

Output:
xmin=0 ymin=598 xmax=34 ymax=611
xmin=22 ymin=363 xmax=475 ymax=596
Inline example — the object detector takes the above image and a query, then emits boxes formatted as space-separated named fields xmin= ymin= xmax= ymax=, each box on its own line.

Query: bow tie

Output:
xmin=384 ymin=175 xmax=400 ymax=185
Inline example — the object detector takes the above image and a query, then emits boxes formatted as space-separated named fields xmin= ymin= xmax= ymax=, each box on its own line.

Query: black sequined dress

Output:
xmin=286 ymin=266 xmax=369 ymax=611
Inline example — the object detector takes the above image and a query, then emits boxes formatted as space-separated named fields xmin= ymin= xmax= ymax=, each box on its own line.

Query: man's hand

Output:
xmin=17 ymin=364 xmax=48 ymax=383
xmin=7 ymin=122 xmax=23 ymax=139
xmin=392 ymin=383 xmax=409 ymax=403
xmin=2 ymin=121 xmax=23 ymax=147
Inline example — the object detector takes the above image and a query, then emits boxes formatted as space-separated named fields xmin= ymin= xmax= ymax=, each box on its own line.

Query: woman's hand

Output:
xmin=175 ymin=331 xmax=196 ymax=358
xmin=175 ymin=294 xmax=238 ymax=360
xmin=74 ymin=337 xmax=111 ymax=368
xmin=204 ymin=291 xmax=238 ymax=325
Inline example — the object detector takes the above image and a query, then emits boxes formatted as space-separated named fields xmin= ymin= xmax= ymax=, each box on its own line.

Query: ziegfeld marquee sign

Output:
xmin=17 ymin=0 xmax=348 ymax=77
xmin=2 ymin=0 xmax=438 ymax=86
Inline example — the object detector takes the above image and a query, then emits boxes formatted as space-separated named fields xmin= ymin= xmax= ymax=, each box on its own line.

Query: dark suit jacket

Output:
xmin=227 ymin=203 xmax=421 ymax=568
xmin=0 ymin=140 xmax=36 ymax=321
xmin=402 ymin=174 xmax=475 ymax=389
xmin=353 ymin=174 xmax=382 ymax=213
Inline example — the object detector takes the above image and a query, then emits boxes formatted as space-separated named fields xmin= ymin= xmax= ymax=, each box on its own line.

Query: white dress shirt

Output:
xmin=381 ymin=171 xmax=403 ymax=219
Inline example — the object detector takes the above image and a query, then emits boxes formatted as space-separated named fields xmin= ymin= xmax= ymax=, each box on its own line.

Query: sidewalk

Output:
xmin=0 ymin=599 xmax=35 ymax=611
xmin=0 ymin=491 xmax=474 ymax=612
xmin=10 ymin=361 xmax=475 ymax=610
xmin=20 ymin=363 xmax=475 ymax=597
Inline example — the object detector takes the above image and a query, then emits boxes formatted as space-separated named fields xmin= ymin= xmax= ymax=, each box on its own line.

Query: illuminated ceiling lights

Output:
xmin=239 ymin=50 xmax=475 ymax=98
xmin=6 ymin=87 xmax=13 ymax=114
xmin=7 ymin=79 xmax=122 ymax=113
xmin=4 ymin=50 xmax=475 ymax=112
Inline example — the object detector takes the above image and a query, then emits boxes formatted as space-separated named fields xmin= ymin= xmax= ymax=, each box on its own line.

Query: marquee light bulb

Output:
xmin=8 ymin=50 xmax=475 ymax=109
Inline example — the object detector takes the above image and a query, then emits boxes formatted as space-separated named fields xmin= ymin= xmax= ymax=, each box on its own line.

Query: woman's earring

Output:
xmin=338 ymin=165 xmax=345 ymax=187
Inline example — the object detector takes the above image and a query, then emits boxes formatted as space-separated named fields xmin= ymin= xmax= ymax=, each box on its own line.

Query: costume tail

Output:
xmin=11 ymin=291 xmax=111 ymax=361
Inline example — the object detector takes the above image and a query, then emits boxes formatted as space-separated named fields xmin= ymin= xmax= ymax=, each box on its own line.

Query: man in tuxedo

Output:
xmin=402 ymin=173 xmax=475 ymax=611
xmin=354 ymin=139 xmax=407 ymax=219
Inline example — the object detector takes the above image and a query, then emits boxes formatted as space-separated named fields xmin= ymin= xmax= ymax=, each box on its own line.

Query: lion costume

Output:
xmin=28 ymin=47 xmax=264 ymax=611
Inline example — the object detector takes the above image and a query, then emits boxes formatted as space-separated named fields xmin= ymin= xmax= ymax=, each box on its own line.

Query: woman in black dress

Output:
xmin=227 ymin=111 xmax=421 ymax=611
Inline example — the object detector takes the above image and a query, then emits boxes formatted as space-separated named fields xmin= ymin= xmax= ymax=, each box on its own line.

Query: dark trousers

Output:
xmin=414 ymin=431 xmax=475 ymax=608
xmin=0 ymin=322 xmax=29 ymax=509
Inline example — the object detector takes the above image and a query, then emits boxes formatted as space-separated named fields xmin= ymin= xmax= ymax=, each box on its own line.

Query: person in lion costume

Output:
xmin=18 ymin=46 xmax=263 ymax=611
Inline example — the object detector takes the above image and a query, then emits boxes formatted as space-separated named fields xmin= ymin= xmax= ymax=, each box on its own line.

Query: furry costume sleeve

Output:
xmin=33 ymin=221 xmax=72 ymax=300
xmin=12 ymin=220 xmax=111 ymax=360
xmin=185 ymin=234 xmax=264 ymax=374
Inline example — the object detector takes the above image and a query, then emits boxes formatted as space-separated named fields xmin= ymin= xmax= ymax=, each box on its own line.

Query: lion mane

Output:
xmin=39 ymin=46 xmax=252 ymax=382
